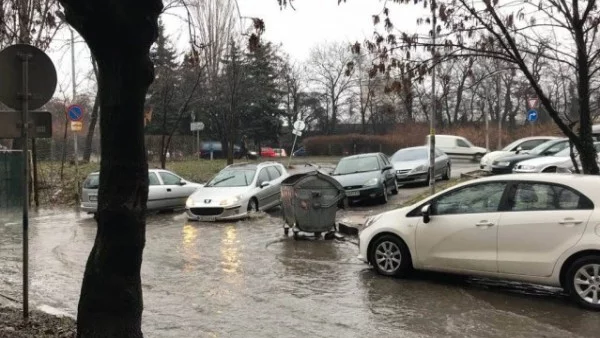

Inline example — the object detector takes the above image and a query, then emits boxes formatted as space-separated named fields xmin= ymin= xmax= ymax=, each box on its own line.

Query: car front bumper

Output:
xmin=491 ymin=166 xmax=513 ymax=174
xmin=186 ymin=205 xmax=246 ymax=221
xmin=344 ymin=185 xmax=384 ymax=202
xmin=395 ymin=172 xmax=428 ymax=184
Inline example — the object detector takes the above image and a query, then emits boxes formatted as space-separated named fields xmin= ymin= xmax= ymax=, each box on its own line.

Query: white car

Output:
xmin=186 ymin=162 xmax=288 ymax=221
xmin=480 ymin=136 xmax=559 ymax=171
xmin=358 ymin=174 xmax=600 ymax=310
xmin=426 ymin=135 xmax=487 ymax=161
xmin=513 ymin=142 xmax=600 ymax=173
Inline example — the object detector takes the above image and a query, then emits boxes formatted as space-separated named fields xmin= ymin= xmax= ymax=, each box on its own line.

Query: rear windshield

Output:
xmin=83 ymin=174 xmax=99 ymax=189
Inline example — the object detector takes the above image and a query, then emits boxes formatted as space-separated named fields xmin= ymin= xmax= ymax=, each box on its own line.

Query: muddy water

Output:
xmin=1 ymin=203 xmax=599 ymax=337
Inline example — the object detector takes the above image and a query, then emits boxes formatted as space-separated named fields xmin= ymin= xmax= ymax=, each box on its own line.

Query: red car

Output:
xmin=261 ymin=147 xmax=277 ymax=157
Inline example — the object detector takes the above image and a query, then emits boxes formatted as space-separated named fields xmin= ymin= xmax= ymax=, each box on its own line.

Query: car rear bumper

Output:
xmin=80 ymin=202 xmax=97 ymax=213
xmin=186 ymin=205 xmax=246 ymax=221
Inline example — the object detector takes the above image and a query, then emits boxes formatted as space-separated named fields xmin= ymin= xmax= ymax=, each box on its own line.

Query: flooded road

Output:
xmin=1 ymin=182 xmax=599 ymax=337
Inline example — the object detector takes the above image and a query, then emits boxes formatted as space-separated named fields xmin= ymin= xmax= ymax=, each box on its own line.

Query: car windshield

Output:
xmin=83 ymin=174 xmax=99 ymax=189
xmin=529 ymin=140 xmax=562 ymax=155
xmin=391 ymin=148 xmax=427 ymax=162
xmin=206 ymin=169 xmax=256 ymax=187
xmin=555 ymin=142 xmax=600 ymax=157
xmin=502 ymin=139 xmax=525 ymax=151
xmin=334 ymin=156 xmax=380 ymax=175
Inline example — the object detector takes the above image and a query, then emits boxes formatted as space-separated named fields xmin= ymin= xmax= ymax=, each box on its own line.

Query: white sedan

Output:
xmin=479 ymin=136 xmax=558 ymax=171
xmin=358 ymin=174 xmax=600 ymax=310
xmin=513 ymin=142 xmax=600 ymax=173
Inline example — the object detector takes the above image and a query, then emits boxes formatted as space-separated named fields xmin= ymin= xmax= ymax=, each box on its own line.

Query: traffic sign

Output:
xmin=70 ymin=121 xmax=83 ymax=132
xmin=0 ymin=111 xmax=52 ymax=138
xmin=0 ymin=44 xmax=57 ymax=110
xmin=190 ymin=121 xmax=204 ymax=131
xmin=292 ymin=129 xmax=303 ymax=136
xmin=67 ymin=105 xmax=83 ymax=122
xmin=527 ymin=109 xmax=538 ymax=122
xmin=293 ymin=120 xmax=306 ymax=131
xmin=527 ymin=97 xmax=539 ymax=110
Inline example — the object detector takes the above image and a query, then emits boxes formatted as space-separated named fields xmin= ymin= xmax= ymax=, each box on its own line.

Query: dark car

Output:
xmin=330 ymin=152 xmax=398 ymax=204
xmin=292 ymin=147 xmax=308 ymax=157
xmin=490 ymin=138 xmax=569 ymax=174
xmin=199 ymin=141 xmax=242 ymax=159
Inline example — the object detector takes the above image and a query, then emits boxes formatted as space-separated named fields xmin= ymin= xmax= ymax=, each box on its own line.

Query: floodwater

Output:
xmin=1 ymin=189 xmax=599 ymax=337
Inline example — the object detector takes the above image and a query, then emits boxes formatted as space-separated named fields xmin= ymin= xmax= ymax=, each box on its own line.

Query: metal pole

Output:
xmin=429 ymin=0 xmax=437 ymax=195
xmin=288 ymin=134 xmax=298 ymax=168
xmin=485 ymin=109 xmax=490 ymax=152
xmin=19 ymin=52 xmax=31 ymax=320
xmin=71 ymin=28 xmax=80 ymax=205
xmin=197 ymin=130 xmax=200 ymax=160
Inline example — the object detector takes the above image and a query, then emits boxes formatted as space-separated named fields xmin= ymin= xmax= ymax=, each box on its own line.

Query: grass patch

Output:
xmin=0 ymin=307 xmax=75 ymax=338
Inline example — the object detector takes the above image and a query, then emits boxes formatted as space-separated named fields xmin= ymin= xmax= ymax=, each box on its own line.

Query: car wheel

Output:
xmin=391 ymin=180 xmax=399 ymax=195
xmin=247 ymin=198 xmax=258 ymax=214
xmin=566 ymin=255 xmax=600 ymax=310
xmin=379 ymin=184 xmax=388 ymax=204
xmin=369 ymin=235 xmax=412 ymax=277
xmin=442 ymin=164 xmax=451 ymax=180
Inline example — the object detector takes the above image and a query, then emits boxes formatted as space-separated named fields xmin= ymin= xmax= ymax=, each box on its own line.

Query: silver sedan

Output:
xmin=391 ymin=146 xmax=451 ymax=185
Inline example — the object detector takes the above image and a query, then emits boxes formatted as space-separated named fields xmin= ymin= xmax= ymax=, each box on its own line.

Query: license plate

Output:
xmin=199 ymin=216 xmax=217 ymax=222
xmin=89 ymin=195 xmax=97 ymax=201
xmin=346 ymin=191 xmax=360 ymax=197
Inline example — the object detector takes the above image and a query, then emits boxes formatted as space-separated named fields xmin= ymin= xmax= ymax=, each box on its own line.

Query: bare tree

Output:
xmin=307 ymin=42 xmax=356 ymax=134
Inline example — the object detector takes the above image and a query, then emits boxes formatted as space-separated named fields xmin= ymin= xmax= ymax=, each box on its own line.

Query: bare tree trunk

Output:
xmin=60 ymin=1 xmax=163 ymax=336
xmin=159 ymin=134 xmax=166 ymax=169
xmin=83 ymin=59 xmax=100 ymax=163
xmin=60 ymin=116 xmax=68 ymax=181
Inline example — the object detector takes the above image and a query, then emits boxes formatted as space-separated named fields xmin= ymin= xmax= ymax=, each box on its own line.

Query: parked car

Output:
xmin=292 ymin=147 xmax=308 ymax=157
xmin=490 ymin=138 xmax=569 ymax=174
xmin=426 ymin=135 xmax=487 ymax=161
xmin=513 ymin=142 xmax=600 ymax=173
xmin=186 ymin=162 xmax=288 ymax=221
xmin=199 ymin=141 xmax=242 ymax=159
xmin=358 ymin=173 xmax=600 ymax=310
xmin=330 ymin=153 xmax=398 ymax=204
xmin=273 ymin=148 xmax=288 ymax=157
xmin=480 ymin=136 xmax=559 ymax=171
xmin=261 ymin=147 xmax=277 ymax=157
xmin=81 ymin=169 xmax=203 ymax=215
xmin=390 ymin=146 xmax=451 ymax=185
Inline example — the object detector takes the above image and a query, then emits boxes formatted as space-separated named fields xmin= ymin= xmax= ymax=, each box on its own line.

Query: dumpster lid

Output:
xmin=281 ymin=169 xmax=344 ymax=190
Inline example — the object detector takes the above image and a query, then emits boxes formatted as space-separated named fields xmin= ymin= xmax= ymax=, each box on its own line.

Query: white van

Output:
xmin=425 ymin=134 xmax=487 ymax=161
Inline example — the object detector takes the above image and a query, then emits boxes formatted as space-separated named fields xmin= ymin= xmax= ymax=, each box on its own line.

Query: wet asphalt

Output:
xmin=0 ymin=162 xmax=599 ymax=337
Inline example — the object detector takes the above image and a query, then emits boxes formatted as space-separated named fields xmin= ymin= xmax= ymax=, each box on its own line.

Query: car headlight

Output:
xmin=186 ymin=197 xmax=195 ymax=208
xmin=364 ymin=215 xmax=382 ymax=228
xmin=411 ymin=164 xmax=427 ymax=173
xmin=519 ymin=165 xmax=536 ymax=171
xmin=364 ymin=178 xmax=380 ymax=186
xmin=494 ymin=161 xmax=510 ymax=167
xmin=219 ymin=195 xmax=241 ymax=206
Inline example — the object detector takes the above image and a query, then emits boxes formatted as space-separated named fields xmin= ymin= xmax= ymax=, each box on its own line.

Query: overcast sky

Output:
xmin=45 ymin=0 xmax=427 ymax=100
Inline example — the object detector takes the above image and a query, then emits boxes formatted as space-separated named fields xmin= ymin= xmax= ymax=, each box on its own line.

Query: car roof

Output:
xmin=87 ymin=168 xmax=174 ymax=176
xmin=225 ymin=161 xmax=282 ymax=170
xmin=341 ymin=153 xmax=381 ymax=160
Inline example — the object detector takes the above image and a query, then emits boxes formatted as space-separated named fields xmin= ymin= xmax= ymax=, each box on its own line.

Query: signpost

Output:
xmin=190 ymin=120 xmax=204 ymax=160
xmin=288 ymin=120 xmax=306 ymax=167
xmin=527 ymin=97 xmax=539 ymax=136
xmin=67 ymin=104 xmax=83 ymax=205
xmin=0 ymin=44 xmax=57 ymax=320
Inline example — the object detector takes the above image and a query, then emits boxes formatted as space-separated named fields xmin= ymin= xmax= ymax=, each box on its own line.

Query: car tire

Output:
xmin=442 ymin=165 xmax=451 ymax=180
xmin=379 ymin=184 xmax=388 ymax=204
xmin=566 ymin=255 xmax=600 ymax=310
xmin=369 ymin=235 xmax=412 ymax=277
xmin=247 ymin=198 xmax=258 ymax=214
xmin=391 ymin=181 xmax=399 ymax=195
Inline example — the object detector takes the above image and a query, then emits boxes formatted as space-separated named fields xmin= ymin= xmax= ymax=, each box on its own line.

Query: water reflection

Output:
xmin=181 ymin=224 xmax=199 ymax=273
xmin=220 ymin=225 xmax=241 ymax=279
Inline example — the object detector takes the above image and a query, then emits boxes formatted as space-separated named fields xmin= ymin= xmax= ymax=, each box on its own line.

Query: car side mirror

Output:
xmin=382 ymin=165 xmax=393 ymax=172
xmin=179 ymin=180 xmax=187 ymax=186
xmin=260 ymin=181 xmax=270 ymax=188
xmin=421 ymin=204 xmax=431 ymax=224
xmin=515 ymin=146 xmax=523 ymax=154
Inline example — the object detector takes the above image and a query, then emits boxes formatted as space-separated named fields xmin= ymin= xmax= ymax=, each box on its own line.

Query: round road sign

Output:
xmin=67 ymin=105 xmax=84 ymax=122
xmin=293 ymin=120 xmax=306 ymax=131
xmin=0 ymin=44 xmax=57 ymax=110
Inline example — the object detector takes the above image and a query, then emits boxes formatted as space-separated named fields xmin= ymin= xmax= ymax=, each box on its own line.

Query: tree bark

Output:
xmin=59 ymin=1 xmax=163 ymax=337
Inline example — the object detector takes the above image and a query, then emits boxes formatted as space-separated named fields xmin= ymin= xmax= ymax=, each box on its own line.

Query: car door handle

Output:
xmin=475 ymin=221 xmax=495 ymax=227
xmin=559 ymin=219 xmax=583 ymax=225
xmin=167 ymin=188 xmax=172 ymax=192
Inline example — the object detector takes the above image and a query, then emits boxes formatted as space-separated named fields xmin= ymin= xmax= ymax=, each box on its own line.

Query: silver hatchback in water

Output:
xmin=80 ymin=169 xmax=203 ymax=215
